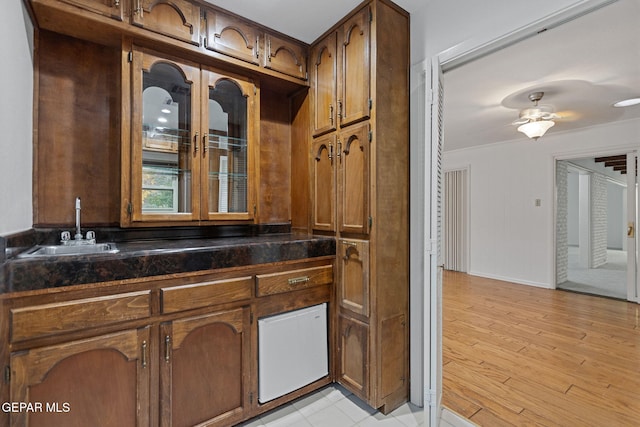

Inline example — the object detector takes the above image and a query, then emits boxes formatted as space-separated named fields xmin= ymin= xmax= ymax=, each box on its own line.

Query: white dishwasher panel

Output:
xmin=258 ymin=303 xmax=328 ymax=403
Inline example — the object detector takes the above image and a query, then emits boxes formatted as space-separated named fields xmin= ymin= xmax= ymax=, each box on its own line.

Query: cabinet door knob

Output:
xmin=203 ymin=134 xmax=207 ymax=155
xmin=193 ymin=132 xmax=199 ymax=154
xmin=344 ymin=245 xmax=358 ymax=260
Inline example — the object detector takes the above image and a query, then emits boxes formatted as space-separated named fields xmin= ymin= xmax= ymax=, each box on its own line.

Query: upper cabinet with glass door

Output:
xmin=130 ymin=50 xmax=200 ymax=223
xmin=200 ymin=69 xmax=257 ymax=221
xmin=124 ymin=48 xmax=258 ymax=226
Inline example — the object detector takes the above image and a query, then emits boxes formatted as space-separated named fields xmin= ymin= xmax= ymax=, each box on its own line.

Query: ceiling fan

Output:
xmin=512 ymin=91 xmax=560 ymax=140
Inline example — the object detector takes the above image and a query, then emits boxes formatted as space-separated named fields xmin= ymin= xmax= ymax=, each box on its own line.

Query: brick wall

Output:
xmin=556 ymin=161 xmax=568 ymax=283
xmin=591 ymin=172 xmax=608 ymax=268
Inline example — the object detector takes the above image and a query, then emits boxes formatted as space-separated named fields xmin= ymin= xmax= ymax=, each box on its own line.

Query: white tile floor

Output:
xmin=239 ymin=385 xmax=424 ymax=427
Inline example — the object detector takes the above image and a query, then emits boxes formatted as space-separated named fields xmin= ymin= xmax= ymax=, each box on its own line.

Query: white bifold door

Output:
xmin=626 ymin=153 xmax=639 ymax=302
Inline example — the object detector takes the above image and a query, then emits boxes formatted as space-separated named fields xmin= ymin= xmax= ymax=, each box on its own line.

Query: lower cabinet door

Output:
xmin=9 ymin=328 xmax=151 ymax=427
xmin=160 ymin=307 xmax=251 ymax=427
xmin=338 ymin=238 xmax=369 ymax=317
xmin=337 ymin=314 xmax=369 ymax=401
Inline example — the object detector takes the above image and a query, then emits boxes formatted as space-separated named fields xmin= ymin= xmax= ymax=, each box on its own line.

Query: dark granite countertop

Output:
xmin=1 ymin=233 xmax=336 ymax=294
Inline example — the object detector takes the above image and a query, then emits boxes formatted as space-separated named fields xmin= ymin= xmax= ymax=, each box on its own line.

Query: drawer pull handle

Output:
xmin=288 ymin=276 xmax=310 ymax=286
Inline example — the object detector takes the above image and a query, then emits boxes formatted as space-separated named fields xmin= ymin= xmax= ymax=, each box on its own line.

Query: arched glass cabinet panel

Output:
xmin=125 ymin=48 xmax=256 ymax=225
xmin=201 ymin=70 xmax=256 ymax=221
xmin=207 ymin=80 xmax=248 ymax=214
xmin=130 ymin=50 xmax=200 ymax=222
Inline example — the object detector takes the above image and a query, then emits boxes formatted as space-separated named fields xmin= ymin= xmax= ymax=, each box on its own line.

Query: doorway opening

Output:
xmin=555 ymin=155 xmax=634 ymax=300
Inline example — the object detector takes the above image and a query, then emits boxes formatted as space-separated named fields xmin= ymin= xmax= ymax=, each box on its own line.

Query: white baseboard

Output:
xmin=441 ymin=408 xmax=477 ymax=427
xmin=467 ymin=270 xmax=552 ymax=289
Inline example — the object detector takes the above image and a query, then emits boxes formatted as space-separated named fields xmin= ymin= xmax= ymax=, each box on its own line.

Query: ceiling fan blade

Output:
xmin=538 ymin=112 xmax=560 ymax=120
xmin=512 ymin=118 xmax=529 ymax=125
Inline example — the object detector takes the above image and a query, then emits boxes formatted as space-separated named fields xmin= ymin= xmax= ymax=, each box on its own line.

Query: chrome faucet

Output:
xmin=61 ymin=197 xmax=96 ymax=245
xmin=75 ymin=197 xmax=83 ymax=240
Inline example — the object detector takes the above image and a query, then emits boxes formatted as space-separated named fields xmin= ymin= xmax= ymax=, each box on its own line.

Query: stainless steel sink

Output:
xmin=17 ymin=243 xmax=119 ymax=258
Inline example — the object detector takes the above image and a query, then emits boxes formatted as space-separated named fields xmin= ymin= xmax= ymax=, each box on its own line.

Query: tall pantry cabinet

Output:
xmin=308 ymin=0 xmax=409 ymax=414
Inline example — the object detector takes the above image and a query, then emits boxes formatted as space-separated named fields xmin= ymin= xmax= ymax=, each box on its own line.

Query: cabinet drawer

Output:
xmin=256 ymin=265 xmax=333 ymax=296
xmin=11 ymin=291 xmax=151 ymax=342
xmin=161 ymin=276 xmax=253 ymax=314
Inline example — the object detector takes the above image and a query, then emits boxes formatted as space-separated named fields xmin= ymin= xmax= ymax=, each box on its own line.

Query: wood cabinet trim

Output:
xmin=10 ymin=291 xmax=152 ymax=343
xmin=256 ymin=265 xmax=333 ymax=297
xmin=161 ymin=276 xmax=253 ymax=314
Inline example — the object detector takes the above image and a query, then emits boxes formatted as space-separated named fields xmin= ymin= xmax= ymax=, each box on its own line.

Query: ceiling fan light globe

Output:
xmin=517 ymin=120 xmax=555 ymax=140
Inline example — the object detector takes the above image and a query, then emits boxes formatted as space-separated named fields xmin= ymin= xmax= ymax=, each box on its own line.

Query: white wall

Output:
xmin=442 ymin=118 xmax=640 ymax=288
xmin=1 ymin=0 xmax=33 ymax=235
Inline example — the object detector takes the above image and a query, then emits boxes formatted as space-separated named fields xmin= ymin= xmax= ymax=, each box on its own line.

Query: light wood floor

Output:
xmin=442 ymin=270 xmax=640 ymax=427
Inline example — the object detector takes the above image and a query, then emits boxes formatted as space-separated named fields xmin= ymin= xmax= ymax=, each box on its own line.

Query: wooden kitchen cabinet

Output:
xmin=123 ymin=47 xmax=258 ymax=225
xmin=262 ymin=33 xmax=307 ymax=80
xmin=203 ymin=8 xmax=261 ymax=65
xmin=131 ymin=0 xmax=201 ymax=46
xmin=310 ymin=32 xmax=337 ymax=136
xmin=160 ymin=307 xmax=251 ymax=427
xmin=55 ymin=0 xmax=201 ymax=45
xmin=9 ymin=328 xmax=150 ymax=427
xmin=337 ymin=6 xmax=371 ymax=128
xmin=310 ymin=5 xmax=370 ymax=137
xmin=337 ymin=314 xmax=368 ymax=401
xmin=57 ymin=0 xmax=125 ymax=20
xmin=338 ymin=122 xmax=370 ymax=235
xmin=338 ymin=238 xmax=369 ymax=318
xmin=311 ymin=122 xmax=370 ymax=235
xmin=311 ymin=133 xmax=336 ymax=232
xmin=309 ymin=0 xmax=409 ymax=413
xmin=0 ymin=246 xmax=335 ymax=426
xmin=203 ymin=8 xmax=307 ymax=80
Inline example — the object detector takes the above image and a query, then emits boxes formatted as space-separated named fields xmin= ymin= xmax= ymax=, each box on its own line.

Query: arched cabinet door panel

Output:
xmin=338 ymin=121 xmax=370 ymax=235
xmin=338 ymin=5 xmax=370 ymax=128
xmin=132 ymin=0 xmax=201 ymax=46
xmin=310 ymin=32 xmax=338 ymax=137
xmin=337 ymin=314 xmax=369 ymax=401
xmin=10 ymin=328 xmax=151 ymax=427
xmin=159 ymin=307 xmax=251 ymax=427
xmin=311 ymin=133 xmax=337 ymax=232
xmin=204 ymin=9 xmax=261 ymax=64
xmin=58 ymin=0 xmax=125 ymax=20
xmin=263 ymin=33 xmax=308 ymax=80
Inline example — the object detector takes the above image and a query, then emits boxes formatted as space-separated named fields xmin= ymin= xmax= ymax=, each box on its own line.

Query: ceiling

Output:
xmin=442 ymin=0 xmax=640 ymax=151
xmin=202 ymin=1 xmax=639 ymax=153
xmin=203 ymin=0 xmax=422 ymax=44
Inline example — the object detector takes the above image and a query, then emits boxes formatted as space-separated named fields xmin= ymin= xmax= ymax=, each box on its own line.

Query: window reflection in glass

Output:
xmin=142 ymin=63 xmax=192 ymax=213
